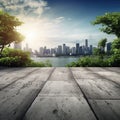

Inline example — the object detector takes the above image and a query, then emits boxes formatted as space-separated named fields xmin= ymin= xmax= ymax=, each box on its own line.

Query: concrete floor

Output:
xmin=0 ymin=67 xmax=120 ymax=120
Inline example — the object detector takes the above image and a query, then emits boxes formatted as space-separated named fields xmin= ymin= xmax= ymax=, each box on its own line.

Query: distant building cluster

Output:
xmin=37 ymin=39 xmax=93 ymax=57
xmin=14 ymin=39 xmax=112 ymax=57
xmin=14 ymin=42 xmax=33 ymax=56
xmin=14 ymin=42 xmax=22 ymax=50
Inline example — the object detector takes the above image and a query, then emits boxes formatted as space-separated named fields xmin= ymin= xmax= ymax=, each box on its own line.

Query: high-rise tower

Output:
xmin=85 ymin=39 xmax=88 ymax=47
xmin=76 ymin=43 xmax=79 ymax=55
xmin=63 ymin=44 xmax=66 ymax=55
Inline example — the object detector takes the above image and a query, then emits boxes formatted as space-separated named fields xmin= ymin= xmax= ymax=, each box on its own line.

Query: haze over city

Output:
xmin=0 ymin=0 xmax=120 ymax=50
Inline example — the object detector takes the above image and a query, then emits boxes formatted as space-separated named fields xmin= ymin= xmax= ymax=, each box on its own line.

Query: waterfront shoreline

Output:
xmin=31 ymin=56 xmax=80 ymax=67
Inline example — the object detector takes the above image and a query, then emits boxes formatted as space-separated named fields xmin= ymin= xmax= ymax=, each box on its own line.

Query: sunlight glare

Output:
xmin=25 ymin=31 xmax=37 ymax=41
xmin=17 ymin=20 xmax=55 ymax=50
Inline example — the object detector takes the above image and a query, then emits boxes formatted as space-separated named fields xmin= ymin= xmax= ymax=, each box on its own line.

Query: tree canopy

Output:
xmin=111 ymin=38 xmax=120 ymax=55
xmin=112 ymin=38 xmax=120 ymax=50
xmin=93 ymin=12 xmax=120 ymax=38
xmin=93 ymin=38 xmax=107 ymax=56
xmin=98 ymin=38 xmax=107 ymax=50
xmin=0 ymin=11 xmax=24 ymax=55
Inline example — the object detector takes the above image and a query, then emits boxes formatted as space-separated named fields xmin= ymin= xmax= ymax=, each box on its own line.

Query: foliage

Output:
xmin=111 ymin=38 xmax=120 ymax=51
xmin=93 ymin=48 xmax=101 ymax=55
xmin=0 ymin=10 xmax=24 ymax=55
xmin=44 ymin=60 xmax=52 ymax=67
xmin=93 ymin=38 xmax=107 ymax=57
xmin=107 ymin=54 xmax=120 ymax=67
xmin=68 ymin=38 xmax=120 ymax=67
xmin=0 ymin=48 xmax=52 ymax=67
xmin=0 ymin=56 xmax=24 ymax=67
xmin=98 ymin=38 xmax=107 ymax=48
xmin=109 ymin=38 xmax=120 ymax=66
xmin=92 ymin=12 xmax=120 ymax=38
xmin=68 ymin=13 xmax=120 ymax=67
xmin=28 ymin=60 xmax=52 ymax=67
xmin=0 ymin=48 xmax=31 ymax=67
xmin=67 ymin=56 xmax=109 ymax=67
xmin=98 ymin=38 xmax=107 ymax=53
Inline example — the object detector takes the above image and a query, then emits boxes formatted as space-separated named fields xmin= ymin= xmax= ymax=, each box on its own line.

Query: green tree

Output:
xmin=93 ymin=38 xmax=107 ymax=56
xmin=112 ymin=38 xmax=120 ymax=50
xmin=0 ymin=11 xmax=24 ymax=56
xmin=93 ymin=12 xmax=120 ymax=38
xmin=93 ymin=48 xmax=101 ymax=55
xmin=98 ymin=38 xmax=107 ymax=54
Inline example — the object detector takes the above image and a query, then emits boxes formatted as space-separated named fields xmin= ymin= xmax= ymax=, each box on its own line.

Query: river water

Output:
xmin=32 ymin=57 xmax=79 ymax=67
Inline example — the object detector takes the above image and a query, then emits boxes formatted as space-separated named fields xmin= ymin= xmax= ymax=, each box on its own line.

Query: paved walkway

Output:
xmin=0 ymin=67 xmax=120 ymax=120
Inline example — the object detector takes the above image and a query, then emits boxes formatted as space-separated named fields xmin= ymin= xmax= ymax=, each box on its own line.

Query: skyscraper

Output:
xmin=106 ymin=42 xmax=112 ymax=55
xmin=76 ymin=43 xmax=79 ymax=55
xmin=57 ymin=45 xmax=62 ymax=55
xmin=71 ymin=47 xmax=76 ymax=55
xmin=85 ymin=39 xmax=88 ymax=48
xmin=89 ymin=45 xmax=93 ymax=55
xmin=66 ymin=46 xmax=70 ymax=55
xmin=79 ymin=46 xmax=83 ymax=55
xmin=51 ymin=48 xmax=56 ymax=55
xmin=63 ymin=44 xmax=66 ymax=55
xmin=43 ymin=46 xmax=46 ymax=55
xmin=39 ymin=47 xmax=44 ymax=56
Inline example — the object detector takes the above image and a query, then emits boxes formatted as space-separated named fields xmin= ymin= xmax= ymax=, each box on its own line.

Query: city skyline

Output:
xmin=34 ymin=39 xmax=93 ymax=56
xmin=0 ymin=0 xmax=120 ymax=50
xmin=19 ymin=39 xmax=111 ymax=57
xmin=22 ymin=39 xmax=91 ymax=52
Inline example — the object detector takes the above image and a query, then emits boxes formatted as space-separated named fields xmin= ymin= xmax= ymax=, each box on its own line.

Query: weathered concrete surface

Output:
xmin=0 ymin=67 xmax=120 ymax=120
xmin=0 ymin=68 xmax=54 ymax=120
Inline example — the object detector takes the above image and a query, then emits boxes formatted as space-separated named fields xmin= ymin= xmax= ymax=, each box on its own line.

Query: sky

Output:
xmin=0 ymin=0 xmax=120 ymax=50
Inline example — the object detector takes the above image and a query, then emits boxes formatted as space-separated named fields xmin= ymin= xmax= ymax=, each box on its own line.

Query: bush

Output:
xmin=0 ymin=48 xmax=31 ymax=67
xmin=0 ymin=48 xmax=52 ymax=67
xmin=67 ymin=56 xmax=109 ymax=67
xmin=108 ymin=54 xmax=120 ymax=67
xmin=0 ymin=57 xmax=19 ymax=67
xmin=27 ymin=60 xmax=52 ymax=67
xmin=27 ymin=61 xmax=45 ymax=67
xmin=44 ymin=60 xmax=52 ymax=67
xmin=109 ymin=38 xmax=120 ymax=66
xmin=67 ymin=55 xmax=120 ymax=67
xmin=112 ymin=38 xmax=120 ymax=50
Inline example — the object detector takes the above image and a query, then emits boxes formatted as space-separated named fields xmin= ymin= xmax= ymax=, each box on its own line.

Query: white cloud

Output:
xmin=0 ymin=0 xmax=116 ymax=50
xmin=0 ymin=0 xmax=48 ymax=17
xmin=54 ymin=17 xmax=65 ymax=24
